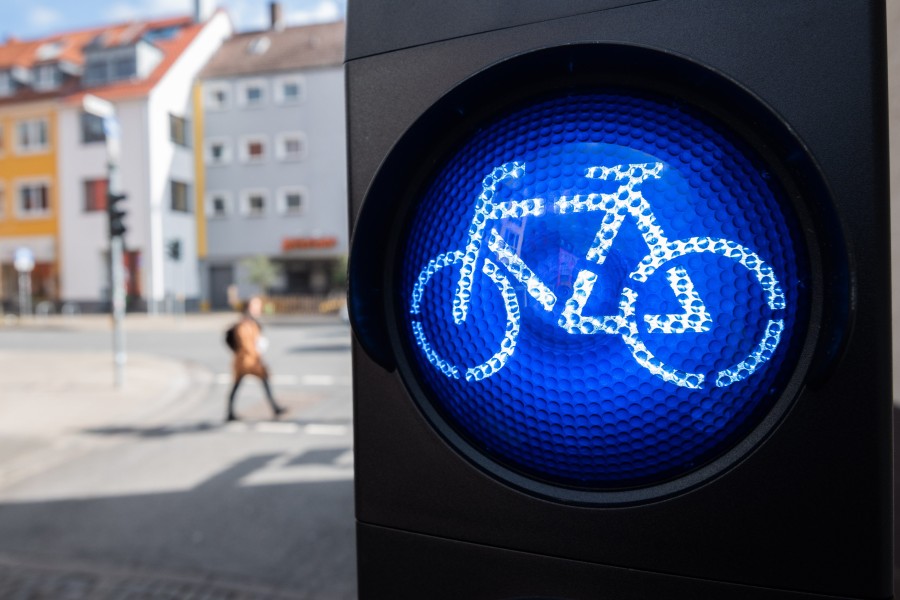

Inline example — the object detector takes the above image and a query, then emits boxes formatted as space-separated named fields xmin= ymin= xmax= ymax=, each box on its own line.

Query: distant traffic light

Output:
xmin=107 ymin=192 xmax=127 ymax=238
xmin=166 ymin=239 xmax=181 ymax=261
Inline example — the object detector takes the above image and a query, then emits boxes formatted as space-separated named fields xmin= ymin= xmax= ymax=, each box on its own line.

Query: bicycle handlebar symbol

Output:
xmin=410 ymin=161 xmax=786 ymax=389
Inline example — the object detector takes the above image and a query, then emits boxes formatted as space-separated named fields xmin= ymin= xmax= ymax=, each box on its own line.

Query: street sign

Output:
xmin=14 ymin=247 xmax=34 ymax=273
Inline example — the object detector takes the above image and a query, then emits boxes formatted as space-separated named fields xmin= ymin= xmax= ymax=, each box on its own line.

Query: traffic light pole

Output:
xmin=110 ymin=229 xmax=126 ymax=388
xmin=83 ymin=94 xmax=127 ymax=389
xmin=105 ymin=121 xmax=126 ymax=390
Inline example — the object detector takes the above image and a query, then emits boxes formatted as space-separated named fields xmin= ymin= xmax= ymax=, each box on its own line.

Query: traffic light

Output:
xmin=166 ymin=239 xmax=181 ymax=261
xmin=346 ymin=2 xmax=891 ymax=598
xmin=107 ymin=191 xmax=127 ymax=238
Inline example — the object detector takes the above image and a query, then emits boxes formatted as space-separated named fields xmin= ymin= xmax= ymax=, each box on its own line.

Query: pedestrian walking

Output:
xmin=226 ymin=296 xmax=286 ymax=421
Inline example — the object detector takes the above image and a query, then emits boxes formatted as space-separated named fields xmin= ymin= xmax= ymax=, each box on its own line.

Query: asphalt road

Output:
xmin=0 ymin=317 xmax=897 ymax=596
xmin=0 ymin=317 xmax=355 ymax=599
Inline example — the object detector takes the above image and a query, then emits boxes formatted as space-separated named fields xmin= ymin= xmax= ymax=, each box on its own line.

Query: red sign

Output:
xmin=282 ymin=236 xmax=338 ymax=251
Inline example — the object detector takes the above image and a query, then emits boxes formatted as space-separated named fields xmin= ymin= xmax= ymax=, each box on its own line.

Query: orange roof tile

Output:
xmin=0 ymin=14 xmax=207 ymax=107
xmin=66 ymin=19 xmax=204 ymax=104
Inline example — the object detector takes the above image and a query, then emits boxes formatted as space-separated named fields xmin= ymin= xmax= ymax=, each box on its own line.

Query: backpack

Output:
xmin=225 ymin=323 xmax=239 ymax=352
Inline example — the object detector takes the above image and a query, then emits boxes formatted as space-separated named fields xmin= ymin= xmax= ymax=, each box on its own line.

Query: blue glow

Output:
xmin=401 ymin=91 xmax=809 ymax=487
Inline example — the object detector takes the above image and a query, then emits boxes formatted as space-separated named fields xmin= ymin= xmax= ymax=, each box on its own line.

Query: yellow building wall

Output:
xmin=0 ymin=102 xmax=60 ymax=300
xmin=193 ymin=82 xmax=207 ymax=259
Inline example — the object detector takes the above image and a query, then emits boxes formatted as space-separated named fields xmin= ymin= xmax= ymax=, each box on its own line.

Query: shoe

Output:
xmin=273 ymin=406 xmax=287 ymax=418
xmin=226 ymin=413 xmax=238 ymax=422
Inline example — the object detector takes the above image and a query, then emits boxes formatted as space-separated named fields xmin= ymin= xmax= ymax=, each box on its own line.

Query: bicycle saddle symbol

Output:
xmin=410 ymin=161 xmax=785 ymax=389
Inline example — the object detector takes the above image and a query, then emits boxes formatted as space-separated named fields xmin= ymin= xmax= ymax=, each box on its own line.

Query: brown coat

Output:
xmin=232 ymin=317 xmax=269 ymax=379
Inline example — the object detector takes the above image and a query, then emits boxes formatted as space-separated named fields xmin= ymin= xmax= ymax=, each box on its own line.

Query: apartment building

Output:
xmin=0 ymin=7 xmax=232 ymax=312
xmin=197 ymin=10 xmax=346 ymax=308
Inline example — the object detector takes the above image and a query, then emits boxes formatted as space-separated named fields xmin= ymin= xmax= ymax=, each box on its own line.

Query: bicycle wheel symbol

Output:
xmin=410 ymin=250 xmax=520 ymax=382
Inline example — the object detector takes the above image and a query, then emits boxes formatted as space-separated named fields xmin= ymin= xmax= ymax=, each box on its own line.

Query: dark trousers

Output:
xmin=228 ymin=375 xmax=282 ymax=419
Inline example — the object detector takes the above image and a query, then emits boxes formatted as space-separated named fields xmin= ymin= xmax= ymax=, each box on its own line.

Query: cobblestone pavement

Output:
xmin=0 ymin=558 xmax=307 ymax=600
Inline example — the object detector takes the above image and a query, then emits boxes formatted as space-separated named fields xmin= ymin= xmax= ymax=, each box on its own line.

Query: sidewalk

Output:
xmin=0 ymin=311 xmax=344 ymax=332
xmin=0 ymin=349 xmax=204 ymax=487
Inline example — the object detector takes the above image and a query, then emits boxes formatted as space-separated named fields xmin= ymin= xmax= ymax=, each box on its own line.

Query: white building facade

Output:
xmin=57 ymin=11 xmax=232 ymax=311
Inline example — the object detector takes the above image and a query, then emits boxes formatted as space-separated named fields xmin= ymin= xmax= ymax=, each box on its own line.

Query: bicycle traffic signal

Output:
xmin=107 ymin=191 xmax=127 ymax=238
xmin=347 ymin=2 xmax=891 ymax=598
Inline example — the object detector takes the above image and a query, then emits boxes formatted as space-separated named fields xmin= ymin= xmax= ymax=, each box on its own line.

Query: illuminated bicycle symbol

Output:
xmin=410 ymin=161 xmax=786 ymax=389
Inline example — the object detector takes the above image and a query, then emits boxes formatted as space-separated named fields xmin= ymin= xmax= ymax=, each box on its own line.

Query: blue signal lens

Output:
xmin=400 ymin=90 xmax=809 ymax=489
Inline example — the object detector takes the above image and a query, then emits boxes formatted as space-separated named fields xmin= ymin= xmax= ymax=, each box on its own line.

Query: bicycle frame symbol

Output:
xmin=410 ymin=161 xmax=786 ymax=389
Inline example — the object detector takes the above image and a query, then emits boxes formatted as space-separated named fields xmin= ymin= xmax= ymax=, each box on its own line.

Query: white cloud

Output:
xmin=226 ymin=0 xmax=268 ymax=31
xmin=28 ymin=6 xmax=64 ymax=29
xmin=286 ymin=0 xmax=341 ymax=26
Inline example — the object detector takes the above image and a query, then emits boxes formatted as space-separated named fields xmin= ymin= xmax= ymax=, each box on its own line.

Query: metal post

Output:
xmin=103 ymin=106 xmax=126 ymax=389
xmin=17 ymin=271 xmax=30 ymax=318
xmin=110 ymin=234 xmax=126 ymax=388
xmin=83 ymin=94 xmax=127 ymax=388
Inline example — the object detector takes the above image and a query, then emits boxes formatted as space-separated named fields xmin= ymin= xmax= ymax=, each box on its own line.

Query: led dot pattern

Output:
xmin=399 ymin=90 xmax=810 ymax=489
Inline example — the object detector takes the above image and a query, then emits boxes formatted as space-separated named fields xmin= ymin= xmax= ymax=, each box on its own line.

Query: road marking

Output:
xmin=214 ymin=374 xmax=350 ymax=386
xmin=239 ymin=449 xmax=354 ymax=487
xmin=253 ymin=422 xmax=302 ymax=434
xmin=303 ymin=423 xmax=350 ymax=436
xmin=223 ymin=421 xmax=350 ymax=436
xmin=240 ymin=464 xmax=353 ymax=486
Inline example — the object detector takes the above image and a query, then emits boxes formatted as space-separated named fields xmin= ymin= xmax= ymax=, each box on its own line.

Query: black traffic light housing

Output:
xmin=107 ymin=191 xmax=127 ymax=238
xmin=166 ymin=239 xmax=181 ymax=261
xmin=347 ymin=1 xmax=891 ymax=598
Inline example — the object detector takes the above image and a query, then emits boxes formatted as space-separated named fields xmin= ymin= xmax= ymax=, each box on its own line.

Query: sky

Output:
xmin=0 ymin=0 xmax=346 ymax=40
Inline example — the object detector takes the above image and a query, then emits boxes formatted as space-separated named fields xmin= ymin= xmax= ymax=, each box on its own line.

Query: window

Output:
xmin=33 ymin=64 xmax=60 ymax=91
xmin=276 ymin=132 xmax=306 ymax=161
xmin=238 ymin=79 xmax=267 ymax=108
xmin=205 ymin=82 xmax=230 ymax=110
xmin=283 ymin=82 xmax=300 ymax=101
xmin=274 ymin=75 xmax=305 ymax=104
xmin=240 ymin=189 xmax=268 ymax=217
xmin=170 ymin=180 xmax=191 ymax=212
xmin=206 ymin=191 xmax=232 ymax=218
xmin=113 ymin=56 xmax=136 ymax=80
xmin=81 ymin=112 xmax=106 ymax=144
xmin=16 ymin=118 xmax=49 ymax=153
xmin=0 ymin=71 xmax=11 ymax=97
xmin=17 ymin=181 xmax=50 ymax=217
xmin=247 ymin=36 xmax=271 ymax=55
xmin=83 ymin=178 xmax=109 ymax=212
xmin=144 ymin=26 xmax=180 ymax=42
xmin=239 ymin=135 xmax=267 ymax=163
xmin=277 ymin=187 xmax=306 ymax=215
xmin=36 ymin=41 xmax=64 ymax=61
xmin=204 ymin=138 xmax=231 ymax=165
xmin=169 ymin=114 xmax=189 ymax=147
xmin=84 ymin=61 xmax=107 ymax=84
